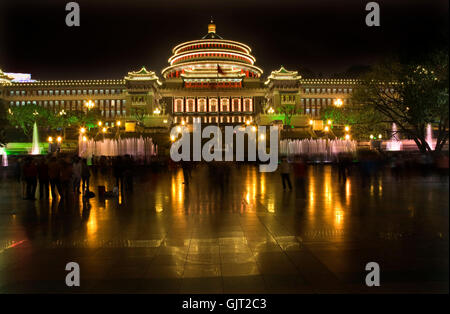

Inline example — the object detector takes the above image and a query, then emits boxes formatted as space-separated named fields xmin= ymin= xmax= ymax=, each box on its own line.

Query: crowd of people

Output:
xmin=15 ymin=154 xmax=136 ymax=201
xmin=10 ymin=149 xmax=450 ymax=202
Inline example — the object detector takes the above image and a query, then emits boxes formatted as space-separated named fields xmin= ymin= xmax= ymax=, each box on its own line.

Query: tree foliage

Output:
xmin=324 ymin=50 xmax=449 ymax=152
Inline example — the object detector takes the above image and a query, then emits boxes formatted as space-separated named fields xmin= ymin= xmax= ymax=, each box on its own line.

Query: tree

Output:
xmin=6 ymin=104 xmax=54 ymax=138
xmin=278 ymin=104 xmax=297 ymax=127
xmin=347 ymin=51 xmax=448 ymax=153
xmin=0 ymin=99 xmax=8 ymax=146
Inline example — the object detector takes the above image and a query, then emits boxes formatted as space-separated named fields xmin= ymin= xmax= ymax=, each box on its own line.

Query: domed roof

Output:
xmin=161 ymin=22 xmax=263 ymax=79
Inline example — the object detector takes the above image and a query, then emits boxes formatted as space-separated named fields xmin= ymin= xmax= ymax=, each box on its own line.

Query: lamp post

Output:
xmin=333 ymin=98 xmax=343 ymax=107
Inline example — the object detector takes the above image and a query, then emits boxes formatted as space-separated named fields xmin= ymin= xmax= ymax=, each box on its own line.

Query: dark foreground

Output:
xmin=0 ymin=164 xmax=448 ymax=293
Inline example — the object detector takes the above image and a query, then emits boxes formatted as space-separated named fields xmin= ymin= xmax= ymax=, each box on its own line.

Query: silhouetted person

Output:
xmin=48 ymin=157 xmax=61 ymax=198
xmin=72 ymin=157 xmax=82 ymax=194
xmin=37 ymin=157 xmax=49 ymax=199
xmin=59 ymin=156 xmax=73 ymax=200
xmin=81 ymin=158 xmax=91 ymax=193
xmin=113 ymin=156 xmax=124 ymax=191
xmin=23 ymin=157 xmax=37 ymax=200
xmin=293 ymin=156 xmax=307 ymax=198
xmin=280 ymin=157 xmax=292 ymax=191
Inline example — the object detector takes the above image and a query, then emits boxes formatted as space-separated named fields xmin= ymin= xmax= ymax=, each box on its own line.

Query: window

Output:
xmin=187 ymin=99 xmax=195 ymax=112
xmin=198 ymin=98 xmax=207 ymax=112
xmin=243 ymin=98 xmax=252 ymax=111
xmin=175 ymin=99 xmax=183 ymax=112
xmin=220 ymin=98 xmax=229 ymax=112
xmin=232 ymin=98 xmax=240 ymax=112
xmin=209 ymin=98 xmax=218 ymax=112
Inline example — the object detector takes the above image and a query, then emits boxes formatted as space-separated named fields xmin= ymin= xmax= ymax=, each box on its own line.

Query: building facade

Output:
xmin=0 ymin=21 xmax=358 ymax=129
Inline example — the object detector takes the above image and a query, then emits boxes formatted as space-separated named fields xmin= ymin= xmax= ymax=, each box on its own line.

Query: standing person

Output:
xmin=48 ymin=156 xmax=61 ymax=198
xmin=59 ymin=156 xmax=73 ymax=200
xmin=81 ymin=158 xmax=91 ymax=194
xmin=23 ymin=157 xmax=38 ymax=200
xmin=293 ymin=156 xmax=307 ymax=198
xmin=123 ymin=155 xmax=134 ymax=192
xmin=181 ymin=160 xmax=190 ymax=185
xmin=280 ymin=157 xmax=292 ymax=191
xmin=113 ymin=156 xmax=124 ymax=192
xmin=72 ymin=157 xmax=82 ymax=194
xmin=15 ymin=157 xmax=26 ymax=198
xmin=37 ymin=157 xmax=50 ymax=199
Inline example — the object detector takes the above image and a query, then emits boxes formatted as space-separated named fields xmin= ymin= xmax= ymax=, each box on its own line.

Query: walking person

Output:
xmin=81 ymin=158 xmax=91 ymax=194
xmin=280 ymin=157 xmax=292 ymax=191
xmin=72 ymin=157 xmax=82 ymax=195
xmin=23 ymin=157 xmax=38 ymax=200
xmin=59 ymin=156 xmax=73 ymax=200
xmin=48 ymin=156 xmax=61 ymax=198
xmin=293 ymin=156 xmax=307 ymax=198
xmin=37 ymin=157 xmax=49 ymax=199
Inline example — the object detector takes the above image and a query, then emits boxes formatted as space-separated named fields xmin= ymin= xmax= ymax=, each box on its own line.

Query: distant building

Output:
xmin=0 ymin=21 xmax=358 ymax=128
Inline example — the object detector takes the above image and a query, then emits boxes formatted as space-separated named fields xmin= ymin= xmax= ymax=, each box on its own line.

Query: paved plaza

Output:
xmin=0 ymin=164 xmax=448 ymax=293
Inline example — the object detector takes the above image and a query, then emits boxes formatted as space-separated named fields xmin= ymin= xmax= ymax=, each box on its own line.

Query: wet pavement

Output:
xmin=0 ymin=164 xmax=448 ymax=293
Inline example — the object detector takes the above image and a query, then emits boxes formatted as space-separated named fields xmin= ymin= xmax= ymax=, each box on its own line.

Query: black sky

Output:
xmin=0 ymin=0 xmax=448 ymax=80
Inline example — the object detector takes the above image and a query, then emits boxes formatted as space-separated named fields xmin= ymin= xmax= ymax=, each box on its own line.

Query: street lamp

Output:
xmin=327 ymin=120 xmax=332 ymax=125
xmin=309 ymin=119 xmax=313 ymax=126
xmin=345 ymin=134 xmax=350 ymax=140
xmin=333 ymin=98 xmax=343 ymax=107
xmin=102 ymin=127 xmax=107 ymax=133
xmin=116 ymin=120 xmax=121 ymax=127
xmin=324 ymin=126 xmax=329 ymax=132
xmin=251 ymin=126 xmax=257 ymax=132
xmin=344 ymin=126 xmax=350 ymax=132
xmin=82 ymin=136 xmax=87 ymax=142
xmin=370 ymin=134 xmax=374 ymax=140
xmin=98 ymin=121 xmax=102 ymax=127
xmin=48 ymin=136 xmax=53 ymax=143
xmin=56 ymin=136 xmax=62 ymax=143
xmin=80 ymin=127 xmax=86 ymax=134
xmin=85 ymin=100 xmax=95 ymax=110
xmin=267 ymin=107 xmax=274 ymax=114
xmin=378 ymin=134 xmax=382 ymax=139
xmin=245 ymin=120 xmax=251 ymax=126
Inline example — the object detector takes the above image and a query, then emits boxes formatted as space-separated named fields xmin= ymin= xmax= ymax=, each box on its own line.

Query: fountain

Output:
xmin=79 ymin=135 xmax=157 ymax=164
xmin=386 ymin=123 xmax=402 ymax=151
xmin=30 ymin=122 xmax=40 ymax=155
xmin=426 ymin=123 xmax=435 ymax=150
xmin=280 ymin=138 xmax=357 ymax=161
xmin=0 ymin=146 xmax=7 ymax=167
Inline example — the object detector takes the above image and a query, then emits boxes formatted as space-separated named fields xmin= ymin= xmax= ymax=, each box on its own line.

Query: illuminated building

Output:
xmin=0 ymin=21 xmax=357 ymax=128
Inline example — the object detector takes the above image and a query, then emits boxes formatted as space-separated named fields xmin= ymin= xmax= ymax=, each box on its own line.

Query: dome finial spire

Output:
xmin=208 ymin=18 xmax=216 ymax=33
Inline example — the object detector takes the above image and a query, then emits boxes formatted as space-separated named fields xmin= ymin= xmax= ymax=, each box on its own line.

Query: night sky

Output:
xmin=0 ymin=0 xmax=448 ymax=80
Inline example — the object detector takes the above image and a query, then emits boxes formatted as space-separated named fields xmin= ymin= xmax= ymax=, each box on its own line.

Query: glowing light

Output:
xmin=116 ymin=121 xmax=121 ymax=126
xmin=84 ymin=100 xmax=95 ymax=109
xmin=324 ymin=126 xmax=329 ymax=132
xmin=345 ymin=134 xmax=350 ymax=140
xmin=344 ymin=126 xmax=350 ymax=132
xmin=102 ymin=127 xmax=107 ymax=133
xmin=333 ymin=98 xmax=343 ymax=107
xmin=251 ymin=126 xmax=256 ymax=132
xmin=260 ymin=134 xmax=265 ymax=140
xmin=309 ymin=120 xmax=313 ymax=125
xmin=246 ymin=120 xmax=251 ymax=125
xmin=82 ymin=136 xmax=87 ymax=142
xmin=327 ymin=120 xmax=332 ymax=125
xmin=170 ymin=135 xmax=176 ymax=142
xmin=378 ymin=134 xmax=382 ymax=139
xmin=80 ymin=127 xmax=86 ymax=134
xmin=56 ymin=136 xmax=62 ymax=143
xmin=370 ymin=134 xmax=374 ymax=139
xmin=163 ymin=119 xmax=168 ymax=123
xmin=153 ymin=108 xmax=161 ymax=115
xmin=181 ymin=120 xmax=185 ymax=126
xmin=176 ymin=126 xmax=181 ymax=132
xmin=267 ymin=107 xmax=274 ymax=114
xmin=48 ymin=136 xmax=53 ymax=143
xmin=98 ymin=121 xmax=102 ymax=127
